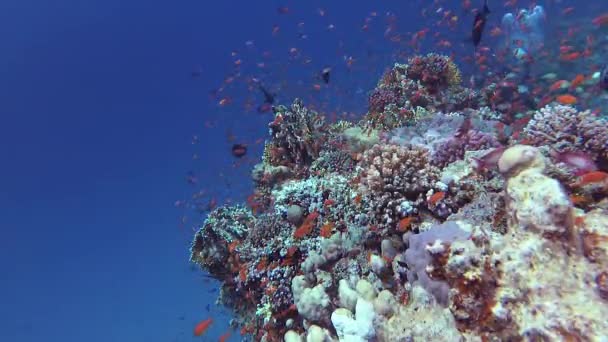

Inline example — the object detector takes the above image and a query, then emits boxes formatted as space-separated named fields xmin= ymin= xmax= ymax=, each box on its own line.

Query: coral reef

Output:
xmin=190 ymin=58 xmax=608 ymax=341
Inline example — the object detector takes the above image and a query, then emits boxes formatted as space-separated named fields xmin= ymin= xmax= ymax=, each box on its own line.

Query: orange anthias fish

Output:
xmin=570 ymin=74 xmax=585 ymax=89
xmin=293 ymin=211 xmax=319 ymax=238
xmin=572 ymin=171 xmax=608 ymax=187
xmin=560 ymin=52 xmax=581 ymax=61
xmin=556 ymin=94 xmax=577 ymax=105
xmin=427 ymin=191 xmax=445 ymax=205
xmin=549 ymin=80 xmax=566 ymax=92
xmin=592 ymin=13 xmax=608 ymax=26
xmin=194 ymin=318 xmax=213 ymax=336
xmin=218 ymin=331 xmax=231 ymax=342
xmin=397 ymin=217 xmax=414 ymax=232
xmin=320 ymin=222 xmax=335 ymax=238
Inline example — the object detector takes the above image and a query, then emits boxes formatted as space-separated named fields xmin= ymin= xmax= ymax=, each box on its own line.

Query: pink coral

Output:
xmin=431 ymin=128 xmax=500 ymax=168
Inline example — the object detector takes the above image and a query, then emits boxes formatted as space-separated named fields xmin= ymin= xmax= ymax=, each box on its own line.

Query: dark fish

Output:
xmin=231 ymin=144 xmax=247 ymax=158
xmin=600 ymin=65 xmax=608 ymax=90
xmin=471 ymin=0 xmax=490 ymax=47
xmin=259 ymin=85 xmax=275 ymax=104
xmin=321 ymin=67 xmax=331 ymax=84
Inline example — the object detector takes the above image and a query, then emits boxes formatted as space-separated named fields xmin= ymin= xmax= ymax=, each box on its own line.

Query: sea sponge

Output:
xmin=404 ymin=221 xmax=471 ymax=305
xmin=497 ymin=144 xmax=545 ymax=176
xmin=500 ymin=145 xmax=573 ymax=238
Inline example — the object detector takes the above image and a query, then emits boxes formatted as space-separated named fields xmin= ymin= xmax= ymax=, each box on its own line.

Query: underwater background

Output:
xmin=2 ymin=0 xmax=608 ymax=341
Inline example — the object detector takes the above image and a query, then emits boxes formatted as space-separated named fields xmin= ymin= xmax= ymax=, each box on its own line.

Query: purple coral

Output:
xmin=368 ymin=87 xmax=400 ymax=114
xmin=404 ymin=221 xmax=471 ymax=305
xmin=523 ymin=104 xmax=608 ymax=163
xmin=431 ymin=128 xmax=500 ymax=168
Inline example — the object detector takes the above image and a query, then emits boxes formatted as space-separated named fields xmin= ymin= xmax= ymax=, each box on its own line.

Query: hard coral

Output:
xmin=406 ymin=53 xmax=462 ymax=92
xmin=431 ymin=118 xmax=501 ymax=168
xmin=523 ymin=104 xmax=608 ymax=164
xmin=357 ymin=143 xmax=440 ymax=228
xmin=266 ymin=98 xmax=326 ymax=168
xmin=190 ymin=206 xmax=254 ymax=276
xmin=363 ymin=56 xmax=480 ymax=131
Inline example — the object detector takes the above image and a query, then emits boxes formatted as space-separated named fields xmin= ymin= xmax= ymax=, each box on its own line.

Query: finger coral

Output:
xmin=357 ymin=143 xmax=440 ymax=228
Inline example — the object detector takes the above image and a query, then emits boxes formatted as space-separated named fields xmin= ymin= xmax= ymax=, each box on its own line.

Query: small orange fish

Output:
xmin=239 ymin=268 xmax=247 ymax=282
xmin=592 ymin=13 xmax=608 ymax=26
xmin=323 ymin=199 xmax=335 ymax=207
xmin=562 ymin=7 xmax=574 ymax=15
xmin=218 ymin=331 xmax=231 ymax=342
xmin=427 ymin=191 xmax=446 ymax=205
xmin=570 ymin=74 xmax=585 ymax=89
xmin=256 ymin=257 xmax=267 ymax=272
xmin=556 ymin=94 xmax=577 ymax=105
xmin=227 ymin=240 xmax=240 ymax=253
xmin=194 ymin=318 xmax=213 ymax=336
xmin=397 ymin=217 xmax=414 ymax=232
xmin=570 ymin=194 xmax=592 ymax=206
xmin=560 ymin=52 xmax=581 ymax=61
xmin=489 ymin=27 xmax=502 ymax=37
xmin=573 ymin=171 xmax=608 ymax=187
xmin=293 ymin=211 xmax=319 ymax=238
xmin=574 ymin=215 xmax=585 ymax=227
xmin=320 ymin=222 xmax=334 ymax=238
xmin=549 ymin=80 xmax=566 ymax=92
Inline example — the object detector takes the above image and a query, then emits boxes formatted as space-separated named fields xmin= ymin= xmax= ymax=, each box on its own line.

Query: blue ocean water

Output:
xmin=1 ymin=0 xmax=607 ymax=341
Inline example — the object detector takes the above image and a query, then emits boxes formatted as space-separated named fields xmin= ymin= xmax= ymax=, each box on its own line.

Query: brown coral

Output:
xmin=358 ymin=143 xmax=440 ymax=228
xmin=266 ymin=98 xmax=326 ymax=168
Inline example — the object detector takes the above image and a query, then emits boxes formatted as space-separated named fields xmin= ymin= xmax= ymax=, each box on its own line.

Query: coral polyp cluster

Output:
xmin=191 ymin=54 xmax=608 ymax=341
